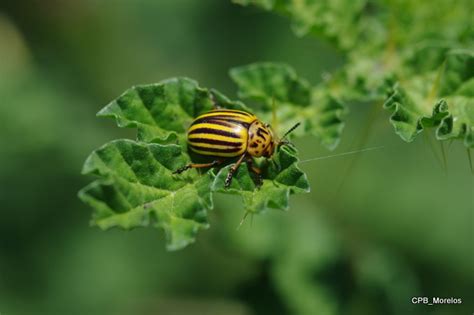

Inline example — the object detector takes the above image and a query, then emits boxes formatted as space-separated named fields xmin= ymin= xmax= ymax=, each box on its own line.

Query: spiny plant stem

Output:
xmin=440 ymin=141 xmax=448 ymax=175
xmin=425 ymin=60 xmax=446 ymax=110
xmin=467 ymin=149 xmax=473 ymax=175
xmin=448 ymin=139 xmax=454 ymax=150
xmin=237 ymin=211 xmax=250 ymax=230
xmin=333 ymin=101 xmax=380 ymax=198
xmin=423 ymin=131 xmax=444 ymax=170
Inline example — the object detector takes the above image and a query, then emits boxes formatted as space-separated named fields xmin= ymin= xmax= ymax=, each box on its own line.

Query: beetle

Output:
xmin=173 ymin=98 xmax=300 ymax=188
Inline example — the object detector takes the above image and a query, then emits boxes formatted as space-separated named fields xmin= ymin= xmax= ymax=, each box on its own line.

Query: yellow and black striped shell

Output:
xmin=187 ymin=109 xmax=275 ymax=158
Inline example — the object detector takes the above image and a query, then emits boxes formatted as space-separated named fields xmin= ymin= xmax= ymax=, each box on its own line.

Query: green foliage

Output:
xmin=4 ymin=3 xmax=474 ymax=315
xmin=212 ymin=145 xmax=309 ymax=212
xmin=79 ymin=0 xmax=472 ymax=251
xmin=78 ymin=140 xmax=212 ymax=250
xmin=234 ymin=0 xmax=474 ymax=148
xmin=233 ymin=0 xmax=368 ymax=49
xmin=230 ymin=62 xmax=346 ymax=149
xmin=80 ymin=76 xmax=314 ymax=250
xmin=384 ymin=50 xmax=474 ymax=147
xmin=96 ymin=78 xmax=248 ymax=144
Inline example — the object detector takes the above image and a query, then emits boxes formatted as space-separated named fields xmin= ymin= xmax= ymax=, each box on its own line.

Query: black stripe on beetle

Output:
xmin=257 ymin=128 xmax=268 ymax=139
xmin=217 ymin=118 xmax=250 ymax=128
xmin=192 ymin=116 xmax=250 ymax=128
xmin=189 ymin=138 xmax=243 ymax=147
xmin=258 ymin=127 xmax=269 ymax=135
xmin=191 ymin=118 xmax=235 ymax=128
xmin=188 ymin=128 xmax=241 ymax=139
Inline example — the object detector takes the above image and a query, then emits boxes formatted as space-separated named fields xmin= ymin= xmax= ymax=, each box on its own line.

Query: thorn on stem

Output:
xmin=440 ymin=141 xmax=448 ymax=175
xmin=467 ymin=149 xmax=473 ymax=175
xmin=237 ymin=211 xmax=250 ymax=230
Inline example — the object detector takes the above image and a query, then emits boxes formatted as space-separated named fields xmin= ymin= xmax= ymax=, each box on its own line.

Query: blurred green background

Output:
xmin=0 ymin=1 xmax=472 ymax=314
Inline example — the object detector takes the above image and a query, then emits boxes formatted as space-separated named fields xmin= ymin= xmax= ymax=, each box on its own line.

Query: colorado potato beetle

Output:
xmin=174 ymin=98 xmax=300 ymax=188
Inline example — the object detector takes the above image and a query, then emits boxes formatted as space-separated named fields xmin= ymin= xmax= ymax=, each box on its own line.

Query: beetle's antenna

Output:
xmin=280 ymin=122 xmax=301 ymax=143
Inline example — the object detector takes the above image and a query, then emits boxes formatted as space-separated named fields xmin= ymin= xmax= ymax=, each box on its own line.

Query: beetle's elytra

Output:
xmin=188 ymin=109 xmax=275 ymax=158
xmin=174 ymin=100 xmax=299 ymax=188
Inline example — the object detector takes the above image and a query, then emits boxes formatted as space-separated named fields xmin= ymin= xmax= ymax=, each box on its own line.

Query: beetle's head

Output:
xmin=247 ymin=121 xmax=300 ymax=158
xmin=247 ymin=120 xmax=275 ymax=158
xmin=262 ymin=134 xmax=276 ymax=158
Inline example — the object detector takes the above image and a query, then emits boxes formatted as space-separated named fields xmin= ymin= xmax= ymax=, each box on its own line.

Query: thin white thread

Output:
xmin=299 ymin=146 xmax=385 ymax=164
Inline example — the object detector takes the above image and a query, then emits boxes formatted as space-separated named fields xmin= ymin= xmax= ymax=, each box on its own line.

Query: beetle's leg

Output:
xmin=225 ymin=154 xmax=246 ymax=188
xmin=173 ymin=160 xmax=222 ymax=174
xmin=210 ymin=91 xmax=221 ymax=109
xmin=246 ymin=159 xmax=263 ymax=187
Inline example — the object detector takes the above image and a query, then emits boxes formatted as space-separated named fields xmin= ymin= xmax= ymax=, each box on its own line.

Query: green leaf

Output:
xmin=383 ymin=50 xmax=474 ymax=148
xmin=230 ymin=62 xmax=346 ymax=149
xmin=233 ymin=0 xmax=276 ymax=10
xmin=97 ymin=77 xmax=248 ymax=145
xmin=230 ymin=62 xmax=311 ymax=106
xmin=236 ymin=1 xmax=472 ymax=53
xmin=211 ymin=145 xmax=309 ymax=213
xmin=78 ymin=139 xmax=212 ymax=250
xmin=81 ymin=76 xmax=313 ymax=250
xmin=233 ymin=0 xmax=368 ymax=50
xmin=235 ymin=0 xmax=473 ymax=149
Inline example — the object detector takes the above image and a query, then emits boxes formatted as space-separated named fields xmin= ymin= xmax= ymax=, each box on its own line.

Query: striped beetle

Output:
xmin=174 ymin=98 xmax=300 ymax=188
